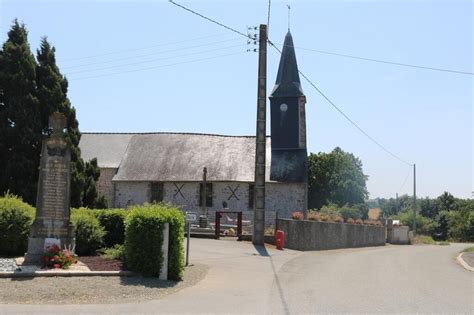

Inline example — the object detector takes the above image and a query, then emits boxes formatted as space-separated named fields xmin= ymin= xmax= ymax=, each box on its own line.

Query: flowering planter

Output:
xmin=276 ymin=218 xmax=386 ymax=251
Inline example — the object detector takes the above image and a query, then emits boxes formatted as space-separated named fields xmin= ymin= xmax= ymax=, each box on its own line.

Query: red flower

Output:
xmin=53 ymin=264 xmax=60 ymax=268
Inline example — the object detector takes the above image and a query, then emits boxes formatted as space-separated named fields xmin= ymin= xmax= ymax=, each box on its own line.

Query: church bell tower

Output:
xmin=269 ymin=31 xmax=307 ymax=182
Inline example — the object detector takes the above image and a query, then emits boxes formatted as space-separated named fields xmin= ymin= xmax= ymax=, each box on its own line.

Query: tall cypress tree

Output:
xmin=36 ymin=37 xmax=106 ymax=208
xmin=0 ymin=20 xmax=42 ymax=205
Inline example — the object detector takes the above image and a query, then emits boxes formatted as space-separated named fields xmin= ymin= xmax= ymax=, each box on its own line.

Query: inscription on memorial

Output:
xmin=25 ymin=112 xmax=75 ymax=263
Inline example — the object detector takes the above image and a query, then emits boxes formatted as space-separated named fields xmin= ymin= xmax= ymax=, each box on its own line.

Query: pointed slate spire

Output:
xmin=270 ymin=31 xmax=304 ymax=98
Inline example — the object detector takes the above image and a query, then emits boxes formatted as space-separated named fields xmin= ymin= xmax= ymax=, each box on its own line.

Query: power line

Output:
xmin=398 ymin=166 xmax=412 ymax=192
xmin=65 ymin=43 xmax=244 ymax=75
xmin=62 ymin=37 xmax=242 ymax=70
xmin=59 ymin=33 xmax=231 ymax=63
xmin=268 ymin=40 xmax=413 ymax=166
xmin=273 ymin=42 xmax=473 ymax=76
xmin=169 ymin=0 xmax=250 ymax=39
xmin=69 ymin=51 xmax=246 ymax=81
xmin=166 ymin=1 xmax=413 ymax=166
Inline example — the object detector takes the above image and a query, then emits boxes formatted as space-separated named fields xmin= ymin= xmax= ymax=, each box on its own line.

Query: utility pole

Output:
xmin=253 ymin=24 xmax=267 ymax=246
xmin=413 ymin=164 xmax=416 ymax=235
xmin=396 ymin=193 xmax=399 ymax=213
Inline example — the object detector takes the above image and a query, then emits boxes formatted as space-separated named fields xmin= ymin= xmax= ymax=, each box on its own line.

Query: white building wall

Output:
xmin=113 ymin=181 xmax=305 ymax=225
xmin=114 ymin=181 xmax=150 ymax=208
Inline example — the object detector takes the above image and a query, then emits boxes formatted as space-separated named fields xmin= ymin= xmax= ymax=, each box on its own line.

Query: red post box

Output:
xmin=275 ymin=230 xmax=284 ymax=250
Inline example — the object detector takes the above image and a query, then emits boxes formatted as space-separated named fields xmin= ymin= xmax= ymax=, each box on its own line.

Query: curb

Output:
xmin=0 ymin=270 xmax=136 ymax=278
xmin=456 ymin=253 xmax=474 ymax=272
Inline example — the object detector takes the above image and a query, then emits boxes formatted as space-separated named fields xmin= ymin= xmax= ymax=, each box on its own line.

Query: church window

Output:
xmin=150 ymin=182 xmax=164 ymax=202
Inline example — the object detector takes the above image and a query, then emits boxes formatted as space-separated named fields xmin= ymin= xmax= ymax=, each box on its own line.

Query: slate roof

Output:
xmin=79 ymin=133 xmax=273 ymax=182
xmin=270 ymin=31 xmax=305 ymax=98
xmin=80 ymin=133 xmax=134 ymax=168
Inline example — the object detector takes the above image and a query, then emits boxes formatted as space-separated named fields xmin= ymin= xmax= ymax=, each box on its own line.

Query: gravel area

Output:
xmin=0 ymin=263 xmax=208 ymax=304
xmin=0 ymin=258 xmax=19 ymax=272
xmin=461 ymin=252 xmax=474 ymax=268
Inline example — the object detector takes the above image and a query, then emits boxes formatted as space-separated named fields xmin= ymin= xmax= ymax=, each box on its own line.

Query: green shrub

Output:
xmin=394 ymin=211 xmax=436 ymax=235
xmin=124 ymin=204 xmax=184 ymax=280
xmin=0 ymin=193 xmax=35 ymax=256
xmin=447 ymin=206 xmax=474 ymax=242
xmin=339 ymin=206 xmax=361 ymax=220
xmin=415 ymin=235 xmax=435 ymax=245
xmin=93 ymin=209 xmax=127 ymax=247
xmin=319 ymin=204 xmax=341 ymax=217
xmin=101 ymin=244 xmax=124 ymax=261
xmin=72 ymin=209 xmax=106 ymax=255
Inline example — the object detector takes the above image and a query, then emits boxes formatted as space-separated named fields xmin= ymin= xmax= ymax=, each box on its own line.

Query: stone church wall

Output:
xmin=97 ymin=168 xmax=117 ymax=207
xmin=112 ymin=181 xmax=305 ymax=225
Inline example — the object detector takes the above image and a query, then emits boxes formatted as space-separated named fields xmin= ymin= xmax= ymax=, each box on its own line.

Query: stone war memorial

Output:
xmin=24 ymin=112 xmax=75 ymax=264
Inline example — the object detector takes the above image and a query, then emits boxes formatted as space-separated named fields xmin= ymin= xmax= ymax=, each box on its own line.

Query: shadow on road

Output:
xmin=253 ymin=244 xmax=290 ymax=314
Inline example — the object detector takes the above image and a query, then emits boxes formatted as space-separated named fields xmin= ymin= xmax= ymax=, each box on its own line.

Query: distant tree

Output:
xmin=308 ymin=147 xmax=368 ymax=209
xmin=436 ymin=192 xmax=457 ymax=212
xmin=35 ymin=37 xmax=105 ymax=208
xmin=419 ymin=197 xmax=439 ymax=219
xmin=0 ymin=20 xmax=42 ymax=205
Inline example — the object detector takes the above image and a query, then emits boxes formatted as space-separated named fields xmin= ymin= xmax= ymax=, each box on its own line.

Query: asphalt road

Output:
xmin=1 ymin=239 xmax=472 ymax=314
xmin=268 ymin=243 xmax=473 ymax=314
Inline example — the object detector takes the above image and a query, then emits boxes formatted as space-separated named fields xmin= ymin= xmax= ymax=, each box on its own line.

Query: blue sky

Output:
xmin=1 ymin=0 xmax=472 ymax=199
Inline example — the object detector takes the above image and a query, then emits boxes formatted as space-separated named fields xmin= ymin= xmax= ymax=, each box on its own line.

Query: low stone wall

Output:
xmin=276 ymin=219 xmax=386 ymax=251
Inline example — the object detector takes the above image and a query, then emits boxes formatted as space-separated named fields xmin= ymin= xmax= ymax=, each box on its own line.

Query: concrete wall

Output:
xmin=276 ymin=219 xmax=386 ymax=251
xmin=390 ymin=226 xmax=410 ymax=244
xmin=113 ymin=181 xmax=304 ymax=225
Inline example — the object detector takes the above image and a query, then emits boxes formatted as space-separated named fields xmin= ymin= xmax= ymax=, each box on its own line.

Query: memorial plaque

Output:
xmin=24 ymin=112 xmax=75 ymax=264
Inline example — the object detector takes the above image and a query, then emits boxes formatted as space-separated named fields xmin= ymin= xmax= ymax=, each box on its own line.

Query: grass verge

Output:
xmin=462 ymin=246 xmax=474 ymax=253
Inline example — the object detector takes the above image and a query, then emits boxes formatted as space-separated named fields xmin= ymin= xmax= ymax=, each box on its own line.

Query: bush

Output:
xmin=319 ymin=204 xmax=340 ymax=218
xmin=355 ymin=219 xmax=363 ymax=225
xmin=447 ymin=206 xmax=474 ymax=242
xmin=0 ymin=193 xmax=35 ymax=256
xmin=307 ymin=211 xmax=321 ymax=221
xmin=93 ymin=209 xmax=127 ymax=247
xmin=415 ymin=235 xmax=435 ymax=245
xmin=394 ymin=211 xmax=436 ymax=235
xmin=101 ymin=244 xmax=124 ymax=261
xmin=339 ymin=206 xmax=361 ymax=220
xmin=72 ymin=209 xmax=106 ymax=255
xmin=346 ymin=218 xmax=355 ymax=224
xmin=124 ymin=204 xmax=184 ymax=280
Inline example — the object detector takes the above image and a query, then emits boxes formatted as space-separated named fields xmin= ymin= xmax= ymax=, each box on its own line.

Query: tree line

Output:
xmin=0 ymin=20 xmax=106 ymax=208
xmin=371 ymin=192 xmax=473 ymax=242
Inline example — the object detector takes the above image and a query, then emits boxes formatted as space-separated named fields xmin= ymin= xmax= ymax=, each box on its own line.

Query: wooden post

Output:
xmin=253 ymin=24 xmax=267 ymax=245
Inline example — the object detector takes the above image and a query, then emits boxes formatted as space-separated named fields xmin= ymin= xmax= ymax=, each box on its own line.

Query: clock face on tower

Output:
xmin=270 ymin=97 xmax=299 ymax=149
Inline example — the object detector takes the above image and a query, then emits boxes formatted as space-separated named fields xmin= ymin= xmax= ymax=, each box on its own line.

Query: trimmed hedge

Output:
xmin=0 ymin=193 xmax=35 ymax=256
xmin=93 ymin=209 xmax=127 ymax=247
xmin=71 ymin=208 xmax=106 ymax=255
xmin=124 ymin=204 xmax=184 ymax=280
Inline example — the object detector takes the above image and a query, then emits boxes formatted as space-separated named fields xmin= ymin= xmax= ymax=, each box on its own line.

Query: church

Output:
xmin=79 ymin=31 xmax=308 ymax=225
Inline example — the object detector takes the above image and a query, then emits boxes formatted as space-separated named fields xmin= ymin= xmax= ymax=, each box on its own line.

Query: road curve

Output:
xmin=267 ymin=243 xmax=473 ymax=314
